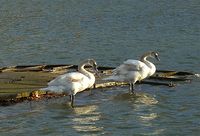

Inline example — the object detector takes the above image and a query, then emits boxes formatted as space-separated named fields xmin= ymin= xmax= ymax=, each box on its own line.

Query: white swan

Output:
xmin=42 ymin=59 xmax=99 ymax=107
xmin=104 ymin=51 xmax=160 ymax=93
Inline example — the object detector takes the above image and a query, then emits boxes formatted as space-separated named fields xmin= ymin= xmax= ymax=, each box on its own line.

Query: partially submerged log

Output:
xmin=0 ymin=64 xmax=194 ymax=106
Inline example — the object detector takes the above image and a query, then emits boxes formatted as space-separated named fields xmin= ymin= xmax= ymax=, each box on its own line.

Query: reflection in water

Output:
xmin=0 ymin=102 xmax=46 ymax=135
xmin=111 ymin=91 xmax=165 ymax=135
xmin=139 ymin=113 xmax=158 ymax=121
xmin=112 ymin=92 xmax=158 ymax=105
xmin=71 ymin=105 xmax=103 ymax=133
xmin=73 ymin=105 xmax=97 ymax=115
xmin=132 ymin=92 xmax=165 ymax=135
xmin=134 ymin=93 xmax=158 ymax=105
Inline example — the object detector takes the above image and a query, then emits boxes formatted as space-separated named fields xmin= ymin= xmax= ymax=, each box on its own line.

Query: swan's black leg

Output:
xmin=129 ymin=83 xmax=132 ymax=92
xmin=93 ymin=83 xmax=96 ymax=89
xmin=89 ymin=86 xmax=94 ymax=95
xmin=69 ymin=95 xmax=72 ymax=102
xmin=89 ymin=88 xmax=93 ymax=95
xmin=70 ymin=94 xmax=75 ymax=108
xmin=88 ymin=84 xmax=96 ymax=95
xmin=29 ymin=100 xmax=32 ymax=110
xmin=129 ymin=83 xmax=135 ymax=95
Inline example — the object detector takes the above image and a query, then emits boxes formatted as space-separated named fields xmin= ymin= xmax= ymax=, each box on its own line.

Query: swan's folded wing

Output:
xmin=67 ymin=73 xmax=85 ymax=82
xmin=113 ymin=59 xmax=146 ymax=75
xmin=60 ymin=72 xmax=85 ymax=82
xmin=48 ymin=72 xmax=84 ymax=86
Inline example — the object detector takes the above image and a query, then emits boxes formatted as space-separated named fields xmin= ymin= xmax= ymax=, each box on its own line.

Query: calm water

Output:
xmin=0 ymin=0 xmax=200 ymax=135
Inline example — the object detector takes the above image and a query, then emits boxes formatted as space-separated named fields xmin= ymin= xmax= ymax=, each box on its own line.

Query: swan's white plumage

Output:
xmin=41 ymin=59 xmax=98 ymax=107
xmin=104 ymin=51 xmax=159 ymax=92
xmin=105 ymin=59 xmax=150 ymax=82
xmin=44 ymin=72 xmax=95 ymax=95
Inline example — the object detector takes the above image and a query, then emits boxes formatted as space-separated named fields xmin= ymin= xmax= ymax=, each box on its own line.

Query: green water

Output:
xmin=0 ymin=0 xmax=200 ymax=135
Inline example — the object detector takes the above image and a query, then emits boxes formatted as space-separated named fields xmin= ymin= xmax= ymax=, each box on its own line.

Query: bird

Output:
xmin=103 ymin=51 xmax=160 ymax=94
xmin=42 ymin=59 xmax=99 ymax=107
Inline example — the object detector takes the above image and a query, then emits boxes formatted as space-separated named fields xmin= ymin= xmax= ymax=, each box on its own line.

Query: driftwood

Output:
xmin=0 ymin=64 xmax=195 ymax=106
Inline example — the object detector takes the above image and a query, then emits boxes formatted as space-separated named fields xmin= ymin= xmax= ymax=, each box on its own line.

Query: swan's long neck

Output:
xmin=78 ymin=63 xmax=94 ymax=79
xmin=140 ymin=54 xmax=156 ymax=76
xmin=140 ymin=55 xmax=151 ymax=67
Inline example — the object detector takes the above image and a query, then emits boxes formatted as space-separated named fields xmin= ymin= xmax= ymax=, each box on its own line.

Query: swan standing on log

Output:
xmin=42 ymin=59 xmax=99 ymax=107
xmin=104 ymin=51 xmax=160 ymax=94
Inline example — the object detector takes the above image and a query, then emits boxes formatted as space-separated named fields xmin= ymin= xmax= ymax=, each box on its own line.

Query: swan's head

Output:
xmin=141 ymin=51 xmax=160 ymax=61
xmin=87 ymin=59 xmax=99 ymax=76
xmin=150 ymin=51 xmax=160 ymax=61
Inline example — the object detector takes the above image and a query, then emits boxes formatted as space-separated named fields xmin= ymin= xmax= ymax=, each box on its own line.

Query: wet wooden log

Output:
xmin=0 ymin=64 xmax=195 ymax=106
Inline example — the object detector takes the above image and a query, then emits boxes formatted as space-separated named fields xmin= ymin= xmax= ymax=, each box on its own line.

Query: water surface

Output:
xmin=0 ymin=0 xmax=200 ymax=135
